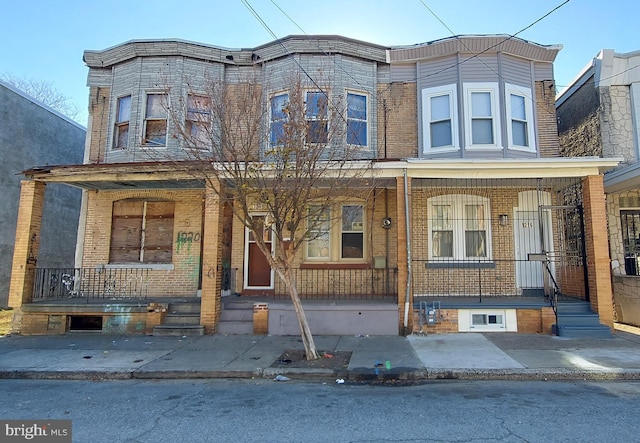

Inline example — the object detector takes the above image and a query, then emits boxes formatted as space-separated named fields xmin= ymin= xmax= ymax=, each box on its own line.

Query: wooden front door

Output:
xmin=244 ymin=214 xmax=274 ymax=289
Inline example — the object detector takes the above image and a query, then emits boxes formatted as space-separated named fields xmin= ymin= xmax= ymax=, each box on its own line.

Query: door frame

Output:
xmin=243 ymin=213 xmax=275 ymax=290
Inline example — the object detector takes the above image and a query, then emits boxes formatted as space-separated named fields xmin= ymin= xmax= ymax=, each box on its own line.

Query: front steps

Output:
xmin=216 ymin=300 xmax=254 ymax=335
xmin=552 ymin=301 xmax=612 ymax=338
xmin=153 ymin=301 xmax=204 ymax=336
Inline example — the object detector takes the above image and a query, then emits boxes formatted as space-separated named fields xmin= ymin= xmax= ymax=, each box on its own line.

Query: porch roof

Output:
xmin=21 ymin=157 xmax=621 ymax=191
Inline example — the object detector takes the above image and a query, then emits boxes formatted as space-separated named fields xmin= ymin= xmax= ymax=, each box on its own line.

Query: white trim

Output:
xmin=421 ymin=84 xmax=459 ymax=153
xmin=346 ymin=90 xmax=370 ymax=149
xmin=505 ymin=83 xmax=536 ymax=153
xmin=243 ymin=213 xmax=275 ymax=290
xmin=463 ymin=82 xmax=502 ymax=150
xmin=141 ymin=92 xmax=169 ymax=148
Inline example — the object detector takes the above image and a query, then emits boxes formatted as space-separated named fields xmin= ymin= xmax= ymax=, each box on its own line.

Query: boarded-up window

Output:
xmin=110 ymin=200 xmax=174 ymax=264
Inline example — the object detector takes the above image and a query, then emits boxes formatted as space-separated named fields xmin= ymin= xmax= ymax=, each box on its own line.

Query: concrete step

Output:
xmin=552 ymin=324 xmax=613 ymax=339
xmin=556 ymin=301 xmax=592 ymax=314
xmin=153 ymin=324 xmax=205 ymax=336
xmin=163 ymin=313 xmax=201 ymax=326
xmin=222 ymin=300 xmax=255 ymax=311
xmin=168 ymin=302 xmax=201 ymax=315
xmin=556 ymin=313 xmax=603 ymax=327
xmin=216 ymin=321 xmax=254 ymax=335
xmin=220 ymin=309 xmax=253 ymax=322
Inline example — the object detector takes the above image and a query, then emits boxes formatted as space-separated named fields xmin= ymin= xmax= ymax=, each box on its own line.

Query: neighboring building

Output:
xmin=0 ymin=80 xmax=85 ymax=307
xmin=9 ymin=35 xmax=617 ymax=337
xmin=557 ymin=49 xmax=640 ymax=327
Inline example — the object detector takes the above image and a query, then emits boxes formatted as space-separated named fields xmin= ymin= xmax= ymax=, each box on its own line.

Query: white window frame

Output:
xmin=142 ymin=93 xmax=168 ymax=148
xmin=428 ymin=194 xmax=492 ymax=261
xmin=422 ymin=84 xmax=459 ymax=153
xmin=186 ymin=94 xmax=212 ymax=150
xmin=346 ymin=91 xmax=369 ymax=149
xmin=113 ymin=94 xmax=131 ymax=150
xmin=269 ymin=92 xmax=289 ymax=147
xmin=505 ymin=83 xmax=536 ymax=152
xmin=463 ymin=82 xmax=501 ymax=150
xmin=305 ymin=202 xmax=366 ymax=262
xmin=305 ymin=90 xmax=329 ymax=144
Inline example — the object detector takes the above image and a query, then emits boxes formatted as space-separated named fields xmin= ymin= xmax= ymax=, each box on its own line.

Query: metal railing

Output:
xmin=274 ymin=267 xmax=398 ymax=299
xmin=33 ymin=267 xmax=150 ymax=301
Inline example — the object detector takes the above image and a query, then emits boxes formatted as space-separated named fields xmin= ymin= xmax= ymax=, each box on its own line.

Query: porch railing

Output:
xmin=274 ymin=267 xmax=398 ymax=299
xmin=33 ymin=267 xmax=150 ymax=301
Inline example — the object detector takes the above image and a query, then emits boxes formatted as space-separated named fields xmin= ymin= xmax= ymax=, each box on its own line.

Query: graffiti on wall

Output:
xmin=175 ymin=231 xmax=201 ymax=254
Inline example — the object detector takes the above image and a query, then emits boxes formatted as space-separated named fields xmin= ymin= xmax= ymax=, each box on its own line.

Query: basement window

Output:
xmin=68 ymin=315 xmax=103 ymax=331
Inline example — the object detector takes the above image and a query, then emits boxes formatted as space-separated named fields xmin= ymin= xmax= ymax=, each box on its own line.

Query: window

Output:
xmin=505 ymin=84 xmax=536 ymax=151
xmin=113 ymin=95 xmax=131 ymax=150
xmin=186 ymin=94 xmax=211 ymax=149
xmin=621 ymin=210 xmax=640 ymax=275
xmin=270 ymin=93 xmax=289 ymax=146
xmin=305 ymin=203 xmax=365 ymax=261
xmin=347 ymin=92 xmax=367 ymax=147
xmin=428 ymin=195 xmax=491 ymax=261
xmin=109 ymin=200 xmax=175 ymax=264
xmin=463 ymin=83 xmax=501 ymax=149
xmin=422 ymin=84 xmax=458 ymax=152
xmin=143 ymin=93 xmax=168 ymax=147
xmin=305 ymin=91 xmax=328 ymax=144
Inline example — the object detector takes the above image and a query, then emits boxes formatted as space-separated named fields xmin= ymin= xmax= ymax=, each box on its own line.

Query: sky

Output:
xmin=1 ymin=0 xmax=638 ymax=126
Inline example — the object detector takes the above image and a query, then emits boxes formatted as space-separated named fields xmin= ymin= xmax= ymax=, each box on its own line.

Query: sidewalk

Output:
xmin=1 ymin=326 xmax=640 ymax=382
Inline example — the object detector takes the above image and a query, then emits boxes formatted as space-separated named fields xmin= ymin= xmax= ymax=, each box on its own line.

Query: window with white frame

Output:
xmin=463 ymin=83 xmax=501 ymax=149
xmin=143 ymin=93 xmax=168 ymax=147
xmin=186 ymin=94 xmax=211 ymax=149
xmin=421 ymin=84 xmax=459 ymax=152
xmin=428 ymin=195 xmax=492 ymax=261
xmin=505 ymin=83 xmax=536 ymax=151
xmin=347 ymin=92 xmax=367 ymax=147
xmin=305 ymin=203 xmax=365 ymax=261
xmin=305 ymin=91 xmax=328 ymax=144
xmin=113 ymin=95 xmax=131 ymax=150
xmin=270 ymin=93 xmax=289 ymax=147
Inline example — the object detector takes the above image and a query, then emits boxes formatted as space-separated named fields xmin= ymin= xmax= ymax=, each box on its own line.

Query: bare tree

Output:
xmin=164 ymin=73 xmax=377 ymax=359
xmin=1 ymin=73 xmax=80 ymax=120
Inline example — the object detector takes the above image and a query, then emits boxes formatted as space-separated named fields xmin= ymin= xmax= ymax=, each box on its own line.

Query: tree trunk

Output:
xmin=279 ymin=268 xmax=320 ymax=360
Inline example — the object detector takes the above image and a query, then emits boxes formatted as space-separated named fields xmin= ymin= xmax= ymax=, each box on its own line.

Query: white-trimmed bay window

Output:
xmin=270 ymin=92 xmax=289 ymax=147
xmin=346 ymin=92 xmax=368 ymax=147
xmin=305 ymin=91 xmax=328 ymax=144
xmin=428 ymin=195 xmax=492 ymax=261
xmin=306 ymin=203 xmax=365 ymax=261
xmin=421 ymin=84 xmax=459 ymax=153
xmin=113 ymin=95 xmax=131 ymax=150
xmin=505 ymin=83 xmax=536 ymax=152
xmin=463 ymin=83 xmax=501 ymax=149
xmin=186 ymin=94 xmax=212 ymax=149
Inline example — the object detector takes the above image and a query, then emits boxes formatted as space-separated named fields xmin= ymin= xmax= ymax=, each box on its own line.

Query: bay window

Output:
xmin=113 ymin=95 xmax=131 ymax=150
xmin=505 ymin=83 xmax=536 ymax=151
xmin=143 ymin=93 xmax=168 ymax=147
xmin=347 ymin=92 xmax=368 ymax=147
xmin=421 ymin=84 xmax=459 ymax=152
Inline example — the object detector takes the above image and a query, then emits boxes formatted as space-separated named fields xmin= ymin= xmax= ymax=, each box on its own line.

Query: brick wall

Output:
xmin=536 ymin=80 xmax=561 ymax=157
xmin=87 ymin=86 xmax=111 ymax=164
xmin=82 ymin=189 xmax=206 ymax=297
xmin=377 ymin=82 xmax=418 ymax=159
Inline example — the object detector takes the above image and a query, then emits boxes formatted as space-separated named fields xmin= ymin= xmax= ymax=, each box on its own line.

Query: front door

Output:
xmin=515 ymin=210 xmax=544 ymax=293
xmin=244 ymin=214 xmax=274 ymax=290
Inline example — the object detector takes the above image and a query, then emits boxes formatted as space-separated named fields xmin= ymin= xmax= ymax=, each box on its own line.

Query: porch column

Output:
xmin=396 ymin=175 xmax=412 ymax=334
xmin=200 ymin=183 xmax=223 ymax=334
xmin=8 ymin=180 xmax=46 ymax=316
xmin=582 ymin=174 xmax=614 ymax=329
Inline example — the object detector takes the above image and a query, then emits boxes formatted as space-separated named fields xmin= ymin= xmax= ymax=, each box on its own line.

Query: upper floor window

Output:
xmin=113 ymin=95 xmax=131 ymax=150
xmin=270 ymin=93 xmax=289 ymax=147
xmin=109 ymin=200 xmax=175 ymax=264
xmin=305 ymin=91 xmax=328 ymax=144
xmin=143 ymin=93 xmax=168 ymax=147
xmin=464 ymin=83 xmax=501 ymax=149
xmin=305 ymin=203 xmax=365 ymax=261
xmin=347 ymin=92 xmax=367 ymax=147
xmin=428 ymin=195 xmax=492 ymax=261
xmin=422 ymin=84 xmax=459 ymax=152
xmin=505 ymin=84 xmax=535 ymax=152
xmin=186 ymin=94 xmax=212 ymax=149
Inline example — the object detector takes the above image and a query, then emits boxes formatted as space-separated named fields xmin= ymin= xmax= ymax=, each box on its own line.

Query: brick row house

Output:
xmin=557 ymin=48 xmax=640 ymax=328
xmin=9 ymin=35 xmax=618 ymax=336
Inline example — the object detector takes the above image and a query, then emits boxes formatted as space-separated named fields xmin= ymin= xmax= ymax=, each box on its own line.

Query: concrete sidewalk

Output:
xmin=1 ymin=327 xmax=640 ymax=382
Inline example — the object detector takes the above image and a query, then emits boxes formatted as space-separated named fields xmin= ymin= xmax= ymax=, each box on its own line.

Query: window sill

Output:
xmin=426 ymin=262 xmax=495 ymax=269
xmin=301 ymin=262 xmax=369 ymax=269
xmin=105 ymin=263 xmax=174 ymax=271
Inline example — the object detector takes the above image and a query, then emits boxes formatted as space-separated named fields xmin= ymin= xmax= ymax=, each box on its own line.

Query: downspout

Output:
xmin=403 ymin=169 xmax=412 ymax=331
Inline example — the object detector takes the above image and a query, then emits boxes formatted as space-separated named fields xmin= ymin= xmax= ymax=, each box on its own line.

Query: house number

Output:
xmin=521 ymin=222 xmax=534 ymax=228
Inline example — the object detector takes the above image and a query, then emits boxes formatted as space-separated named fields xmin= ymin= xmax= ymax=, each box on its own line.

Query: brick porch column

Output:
xmin=582 ymin=174 xmax=614 ymax=329
xmin=8 ymin=181 xmax=46 ymax=323
xmin=396 ymin=175 xmax=412 ymax=334
xmin=200 ymin=183 xmax=223 ymax=334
